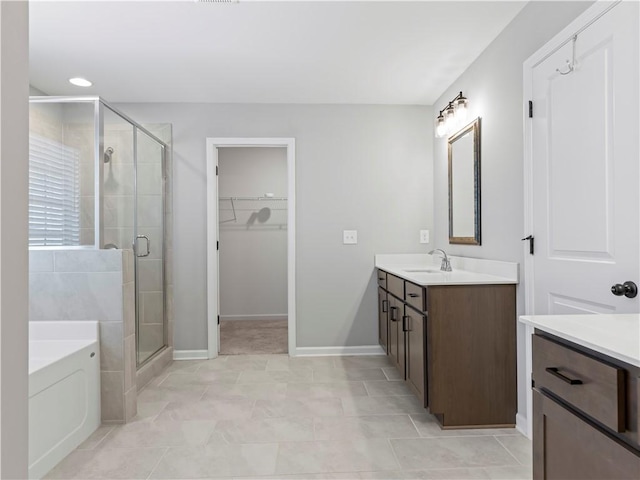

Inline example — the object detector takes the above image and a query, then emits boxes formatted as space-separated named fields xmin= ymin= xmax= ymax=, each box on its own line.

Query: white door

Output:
xmin=529 ymin=1 xmax=639 ymax=315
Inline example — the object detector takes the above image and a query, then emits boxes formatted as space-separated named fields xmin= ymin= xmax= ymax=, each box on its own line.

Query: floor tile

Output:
xmin=483 ymin=465 xmax=532 ymax=479
xmin=494 ymin=435 xmax=532 ymax=465
xmin=252 ymin=397 xmax=344 ymax=418
xmin=266 ymin=356 xmax=336 ymax=371
xmin=364 ymin=380 xmax=414 ymax=396
xmin=76 ymin=426 xmax=113 ymax=450
xmin=98 ymin=420 xmax=217 ymax=448
xmin=409 ymin=414 xmax=520 ymax=438
xmin=149 ymin=444 xmax=279 ymax=478
xmin=155 ymin=398 xmax=254 ymax=422
xmin=157 ymin=370 xmax=240 ymax=386
xmin=285 ymin=381 xmax=368 ymax=399
xmin=203 ymin=382 xmax=288 ymax=401
xmin=199 ymin=355 xmax=269 ymax=371
xmin=136 ymin=384 xmax=207 ymax=403
xmin=164 ymin=359 xmax=206 ymax=374
xmin=334 ymin=356 xmax=392 ymax=370
xmin=390 ymin=437 xmax=520 ymax=470
xmin=382 ymin=367 xmax=403 ymax=380
xmin=314 ymin=415 xmax=419 ymax=441
xmin=359 ymin=467 xmax=491 ymax=479
xmin=341 ymin=395 xmax=425 ymax=416
xmin=314 ymin=367 xmax=387 ymax=382
xmin=131 ymin=401 xmax=169 ymax=422
xmin=44 ymin=447 xmax=166 ymax=479
xmin=237 ymin=369 xmax=312 ymax=383
xmin=275 ymin=439 xmax=399 ymax=475
xmin=215 ymin=416 xmax=314 ymax=443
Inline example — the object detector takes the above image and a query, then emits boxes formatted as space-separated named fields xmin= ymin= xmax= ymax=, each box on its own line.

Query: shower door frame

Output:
xmin=206 ymin=138 xmax=296 ymax=358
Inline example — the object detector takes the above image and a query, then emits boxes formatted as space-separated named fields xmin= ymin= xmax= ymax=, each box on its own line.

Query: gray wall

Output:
xmin=431 ymin=1 xmax=593 ymax=422
xmin=0 ymin=2 xmax=29 ymax=476
xmin=218 ymin=147 xmax=288 ymax=320
xmin=116 ymin=103 xmax=433 ymax=350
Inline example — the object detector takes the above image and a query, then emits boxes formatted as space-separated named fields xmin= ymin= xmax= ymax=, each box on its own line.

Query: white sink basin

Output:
xmin=403 ymin=268 xmax=442 ymax=273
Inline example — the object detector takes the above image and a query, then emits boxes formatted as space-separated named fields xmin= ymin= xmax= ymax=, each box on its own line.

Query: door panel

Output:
xmin=378 ymin=287 xmax=388 ymax=353
xmin=531 ymin=2 xmax=639 ymax=314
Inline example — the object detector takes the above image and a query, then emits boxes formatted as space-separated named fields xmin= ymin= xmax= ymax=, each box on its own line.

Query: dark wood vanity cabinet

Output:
xmin=532 ymin=333 xmax=640 ymax=479
xmin=377 ymin=287 xmax=388 ymax=353
xmin=404 ymin=304 xmax=426 ymax=405
xmin=376 ymin=269 xmax=516 ymax=428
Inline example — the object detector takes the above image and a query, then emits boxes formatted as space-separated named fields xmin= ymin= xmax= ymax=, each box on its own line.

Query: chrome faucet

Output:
xmin=429 ymin=249 xmax=452 ymax=272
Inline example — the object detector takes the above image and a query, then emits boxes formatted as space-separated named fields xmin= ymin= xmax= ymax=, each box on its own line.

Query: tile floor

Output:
xmin=46 ymin=355 xmax=532 ymax=480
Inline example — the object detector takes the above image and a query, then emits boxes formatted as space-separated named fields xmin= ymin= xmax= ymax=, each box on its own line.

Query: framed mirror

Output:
xmin=448 ymin=118 xmax=481 ymax=245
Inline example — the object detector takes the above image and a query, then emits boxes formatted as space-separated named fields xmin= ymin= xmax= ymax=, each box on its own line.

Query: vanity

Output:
xmin=376 ymin=253 xmax=518 ymax=428
xmin=520 ymin=314 xmax=640 ymax=479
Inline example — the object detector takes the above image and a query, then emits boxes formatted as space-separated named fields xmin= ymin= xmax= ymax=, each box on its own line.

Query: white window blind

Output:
xmin=29 ymin=134 xmax=82 ymax=246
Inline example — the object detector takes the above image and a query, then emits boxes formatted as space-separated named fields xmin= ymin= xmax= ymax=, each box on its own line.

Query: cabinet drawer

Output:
xmin=387 ymin=274 xmax=404 ymax=299
xmin=533 ymin=334 xmax=625 ymax=432
xmin=405 ymin=282 xmax=426 ymax=311
xmin=377 ymin=270 xmax=387 ymax=289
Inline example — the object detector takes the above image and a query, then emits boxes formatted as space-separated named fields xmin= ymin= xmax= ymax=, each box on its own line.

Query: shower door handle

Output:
xmin=135 ymin=235 xmax=151 ymax=257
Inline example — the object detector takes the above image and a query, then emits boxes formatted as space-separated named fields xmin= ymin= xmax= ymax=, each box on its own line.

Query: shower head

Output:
xmin=104 ymin=147 xmax=114 ymax=163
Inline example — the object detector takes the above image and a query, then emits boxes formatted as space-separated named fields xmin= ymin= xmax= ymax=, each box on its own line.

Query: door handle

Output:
xmin=382 ymin=299 xmax=389 ymax=313
xmin=611 ymin=281 xmax=637 ymax=298
xmin=390 ymin=306 xmax=398 ymax=321
xmin=135 ymin=235 xmax=151 ymax=257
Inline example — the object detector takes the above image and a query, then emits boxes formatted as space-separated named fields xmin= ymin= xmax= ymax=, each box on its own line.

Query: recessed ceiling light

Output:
xmin=69 ymin=77 xmax=92 ymax=87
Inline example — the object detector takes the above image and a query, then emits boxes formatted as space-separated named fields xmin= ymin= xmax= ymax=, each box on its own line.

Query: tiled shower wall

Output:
xmin=29 ymin=249 xmax=137 ymax=423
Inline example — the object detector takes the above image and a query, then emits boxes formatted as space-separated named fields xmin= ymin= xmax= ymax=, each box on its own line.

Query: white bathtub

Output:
xmin=29 ymin=321 xmax=101 ymax=480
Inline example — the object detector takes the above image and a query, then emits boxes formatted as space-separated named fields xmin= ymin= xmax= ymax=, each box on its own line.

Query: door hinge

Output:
xmin=216 ymin=165 xmax=218 ymax=175
xmin=217 ymin=240 xmax=219 ymax=251
xmin=528 ymin=100 xmax=533 ymax=118
xmin=522 ymin=235 xmax=534 ymax=255
xmin=217 ymin=315 xmax=220 ymax=325
xmin=531 ymin=378 xmax=535 ymax=389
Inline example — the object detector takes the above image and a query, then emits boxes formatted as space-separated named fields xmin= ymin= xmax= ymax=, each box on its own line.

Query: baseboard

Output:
xmin=173 ymin=349 xmax=209 ymax=360
xmin=515 ymin=412 xmax=530 ymax=439
xmin=220 ymin=314 xmax=288 ymax=321
xmin=294 ymin=345 xmax=385 ymax=357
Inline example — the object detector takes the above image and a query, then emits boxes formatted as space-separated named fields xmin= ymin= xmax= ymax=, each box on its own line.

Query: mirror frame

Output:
xmin=448 ymin=117 xmax=481 ymax=245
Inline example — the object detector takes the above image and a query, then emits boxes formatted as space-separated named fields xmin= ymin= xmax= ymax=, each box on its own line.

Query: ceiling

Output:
xmin=29 ymin=1 xmax=527 ymax=105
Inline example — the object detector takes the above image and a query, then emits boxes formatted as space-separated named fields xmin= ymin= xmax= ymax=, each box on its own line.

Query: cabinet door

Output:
xmin=533 ymin=389 xmax=640 ymax=480
xmin=378 ymin=287 xmax=388 ymax=353
xmin=387 ymin=296 xmax=405 ymax=379
xmin=404 ymin=305 xmax=426 ymax=406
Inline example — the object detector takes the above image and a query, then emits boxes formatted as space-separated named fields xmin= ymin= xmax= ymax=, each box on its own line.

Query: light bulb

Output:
xmin=435 ymin=114 xmax=447 ymax=138
xmin=454 ymin=94 xmax=468 ymax=123
xmin=444 ymin=104 xmax=456 ymax=133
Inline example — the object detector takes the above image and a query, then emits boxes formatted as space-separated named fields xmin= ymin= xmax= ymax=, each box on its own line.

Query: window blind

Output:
xmin=29 ymin=134 xmax=82 ymax=246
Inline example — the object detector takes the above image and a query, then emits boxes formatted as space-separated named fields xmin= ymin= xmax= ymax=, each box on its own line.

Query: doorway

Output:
xmin=218 ymin=147 xmax=288 ymax=354
xmin=206 ymin=138 xmax=296 ymax=358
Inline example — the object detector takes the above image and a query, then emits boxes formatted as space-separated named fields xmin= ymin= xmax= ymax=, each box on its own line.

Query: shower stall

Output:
xmin=29 ymin=96 xmax=171 ymax=367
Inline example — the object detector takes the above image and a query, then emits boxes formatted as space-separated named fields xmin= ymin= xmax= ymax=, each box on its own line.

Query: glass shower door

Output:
xmin=135 ymin=128 xmax=166 ymax=365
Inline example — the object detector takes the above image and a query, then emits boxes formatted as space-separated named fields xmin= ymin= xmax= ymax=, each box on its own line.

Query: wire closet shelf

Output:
xmin=219 ymin=196 xmax=288 ymax=224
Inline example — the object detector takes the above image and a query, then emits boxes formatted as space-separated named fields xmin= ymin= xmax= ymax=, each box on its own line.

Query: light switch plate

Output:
xmin=420 ymin=230 xmax=430 ymax=244
xmin=343 ymin=230 xmax=358 ymax=245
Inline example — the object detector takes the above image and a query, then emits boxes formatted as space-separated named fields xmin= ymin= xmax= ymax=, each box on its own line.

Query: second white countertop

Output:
xmin=375 ymin=253 xmax=518 ymax=286
xmin=520 ymin=314 xmax=640 ymax=368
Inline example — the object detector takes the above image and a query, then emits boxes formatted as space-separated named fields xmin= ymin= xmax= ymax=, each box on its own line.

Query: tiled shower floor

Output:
xmin=45 ymin=355 xmax=532 ymax=479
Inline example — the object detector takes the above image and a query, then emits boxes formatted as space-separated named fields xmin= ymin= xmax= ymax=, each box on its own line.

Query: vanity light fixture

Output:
xmin=68 ymin=77 xmax=93 ymax=87
xmin=435 ymin=91 xmax=468 ymax=138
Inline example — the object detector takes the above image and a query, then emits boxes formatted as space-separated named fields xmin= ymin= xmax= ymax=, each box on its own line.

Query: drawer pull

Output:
xmin=390 ymin=306 xmax=398 ymax=321
xmin=407 ymin=293 xmax=419 ymax=298
xmin=545 ymin=367 xmax=583 ymax=385
xmin=379 ymin=277 xmax=386 ymax=281
xmin=402 ymin=315 xmax=410 ymax=332
xmin=382 ymin=299 xmax=389 ymax=313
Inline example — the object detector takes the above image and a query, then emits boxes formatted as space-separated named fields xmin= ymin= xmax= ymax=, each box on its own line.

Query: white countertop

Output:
xmin=520 ymin=314 xmax=640 ymax=368
xmin=375 ymin=253 xmax=518 ymax=286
